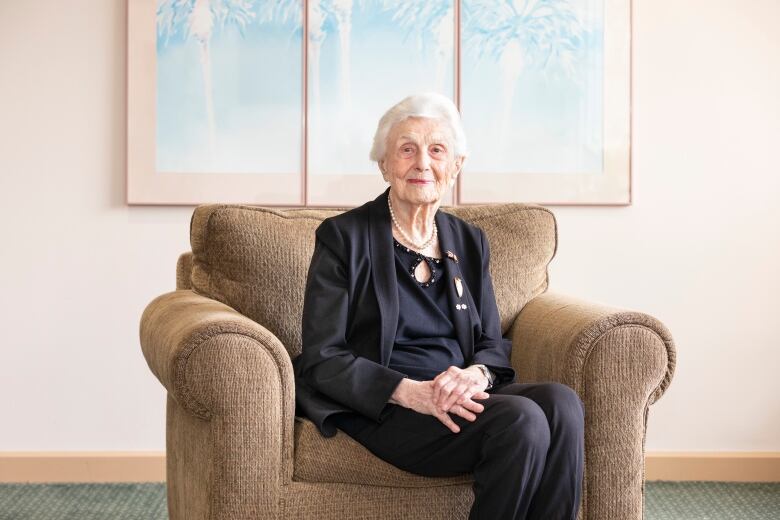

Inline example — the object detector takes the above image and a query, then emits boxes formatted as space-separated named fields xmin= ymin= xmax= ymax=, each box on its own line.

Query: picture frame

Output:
xmin=127 ymin=0 xmax=630 ymax=206
xmin=127 ymin=0 xmax=305 ymax=205
xmin=458 ymin=0 xmax=631 ymax=205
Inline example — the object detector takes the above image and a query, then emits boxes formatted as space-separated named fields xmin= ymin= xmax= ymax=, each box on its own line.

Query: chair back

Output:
xmin=179 ymin=202 xmax=557 ymax=358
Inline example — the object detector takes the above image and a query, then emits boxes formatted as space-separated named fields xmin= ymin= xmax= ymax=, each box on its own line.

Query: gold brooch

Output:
xmin=454 ymin=277 xmax=463 ymax=298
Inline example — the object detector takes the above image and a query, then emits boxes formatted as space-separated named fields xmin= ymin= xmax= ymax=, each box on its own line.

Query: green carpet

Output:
xmin=0 ymin=483 xmax=166 ymax=520
xmin=645 ymin=481 xmax=780 ymax=519
xmin=0 ymin=481 xmax=777 ymax=519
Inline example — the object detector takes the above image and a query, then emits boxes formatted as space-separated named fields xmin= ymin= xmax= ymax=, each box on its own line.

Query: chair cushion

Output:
xmin=292 ymin=417 xmax=473 ymax=487
xmin=188 ymin=202 xmax=556 ymax=358
xmin=190 ymin=206 xmax=340 ymax=358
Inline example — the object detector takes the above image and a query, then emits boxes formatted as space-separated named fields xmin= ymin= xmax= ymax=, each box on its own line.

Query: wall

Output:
xmin=551 ymin=0 xmax=780 ymax=451
xmin=0 ymin=0 xmax=778 ymax=453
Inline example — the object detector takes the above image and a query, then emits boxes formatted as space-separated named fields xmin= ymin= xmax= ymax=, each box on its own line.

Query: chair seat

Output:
xmin=293 ymin=416 xmax=473 ymax=488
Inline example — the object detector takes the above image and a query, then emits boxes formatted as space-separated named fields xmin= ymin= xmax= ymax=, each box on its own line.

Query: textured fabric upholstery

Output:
xmin=293 ymin=416 xmax=473 ymax=488
xmin=510 ymin=292 xmax=676 ymax=519
xmin=188 ymin=203 xmax=556 ymax=357
xmin=175 ymin=253 xmax=192 ymax=291
xmin=139 ymin=201 xmax=676 ymax=520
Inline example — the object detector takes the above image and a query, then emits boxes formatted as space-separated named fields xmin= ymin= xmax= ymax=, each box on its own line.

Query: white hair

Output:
xmin=369 ymin=92 xmax=468 ymax=163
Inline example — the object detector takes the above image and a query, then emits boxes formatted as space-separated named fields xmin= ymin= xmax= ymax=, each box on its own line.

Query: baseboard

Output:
xmin=0 ymin=452 xmax=166 ymax=483
xmin=1 ymin=452 xmax=778 ymax=483
xmin=645 ymin=452 xmax=780 ymax=482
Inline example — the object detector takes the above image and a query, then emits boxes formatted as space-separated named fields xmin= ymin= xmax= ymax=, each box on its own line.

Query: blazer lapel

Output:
xmin=368 ymin=187 xmax=399 ymax=366
xmin=435 ymin=211 xmax=477 ymax=362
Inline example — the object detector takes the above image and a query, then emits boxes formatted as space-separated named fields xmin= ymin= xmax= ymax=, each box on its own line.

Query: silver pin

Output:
xmin=455 ymin=303 xmax=462 ymax=310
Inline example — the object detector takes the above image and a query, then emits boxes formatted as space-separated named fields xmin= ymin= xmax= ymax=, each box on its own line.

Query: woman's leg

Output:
xmin=335 ymin=388 xmax=556 ymax=519
xmin=491 ymin=382 xmax=586 ymax=520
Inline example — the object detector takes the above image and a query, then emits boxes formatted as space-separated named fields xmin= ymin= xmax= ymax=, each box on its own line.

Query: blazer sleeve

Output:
xmin=470 ymin=229 xmax=517 ymax=386
xmin=297 ymin=219 xmax=407 ymax=422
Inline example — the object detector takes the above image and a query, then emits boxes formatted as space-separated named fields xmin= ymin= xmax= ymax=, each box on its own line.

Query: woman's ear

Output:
xmin=455 ymin=155 xmax=467 ymax=173
xmin=379 ymin=160 xmax=388 ymax=182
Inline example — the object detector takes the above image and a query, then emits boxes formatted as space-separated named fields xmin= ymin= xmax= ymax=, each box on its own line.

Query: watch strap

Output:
xmin=474 ymin=364 xmax=494 ymax=389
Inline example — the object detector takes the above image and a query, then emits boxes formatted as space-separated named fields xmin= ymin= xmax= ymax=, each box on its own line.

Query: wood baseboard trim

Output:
xmin=0 ymin=452 xmax=166 ymax=483
xmin=645 ymin=451 xmax=780 ymax=482
xmin=1 ymin=452 xmax=778 ymax=483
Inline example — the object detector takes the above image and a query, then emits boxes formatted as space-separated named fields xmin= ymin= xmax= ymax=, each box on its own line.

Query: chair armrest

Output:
xmin=140 ymin=289 xmax=297 ymax=501
xmin=509 ymin=291 xmax=676 ymax=405
xmin=139 ymin=289 xmax=295 ymax=420
xmin=510 ymin=291 xmax=677 ymax=518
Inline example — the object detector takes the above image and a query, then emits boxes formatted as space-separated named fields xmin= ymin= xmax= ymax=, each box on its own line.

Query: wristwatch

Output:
xmin=473 ymin=364 xmax=494 ymax=390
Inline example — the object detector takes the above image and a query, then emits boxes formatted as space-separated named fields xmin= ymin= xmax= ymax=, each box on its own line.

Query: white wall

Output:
xmin=0 ymin=0 xmax=778 ymax=452
xmin=0 ymin=0 xmax=189 ymax=450
xmin=550 ymin=0 xmax=780 ymax=450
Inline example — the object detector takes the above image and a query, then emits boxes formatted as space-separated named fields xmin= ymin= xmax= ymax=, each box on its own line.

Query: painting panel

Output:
xmin=459 ymin=0 xmax=630 ymax=204
xmin=306 ymin=0 xmax=456 ymax=206
xmin=128 ymin=0 xmax=304 ymax=205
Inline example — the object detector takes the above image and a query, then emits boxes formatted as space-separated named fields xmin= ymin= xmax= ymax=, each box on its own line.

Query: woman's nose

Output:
xmin=414 ymin=150 xmax=431 ymax=171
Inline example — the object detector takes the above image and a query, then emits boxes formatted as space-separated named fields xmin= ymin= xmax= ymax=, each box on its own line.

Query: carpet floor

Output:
xmin=0 ymin=481 xmax=778 ymax=519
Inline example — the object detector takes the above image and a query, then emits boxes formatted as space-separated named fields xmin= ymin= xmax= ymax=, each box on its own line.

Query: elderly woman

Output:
xmin=293 ymin=93 xmax=584 ymax=519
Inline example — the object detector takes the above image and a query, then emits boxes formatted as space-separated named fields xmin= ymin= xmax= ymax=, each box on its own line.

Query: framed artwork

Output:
xmin=459 ymin=0 xmax=630 ymax=204
xmin=128 ymin=0 xmax=304 ymax=205
xmin=127 ymin=0 xmax=630 ymax=206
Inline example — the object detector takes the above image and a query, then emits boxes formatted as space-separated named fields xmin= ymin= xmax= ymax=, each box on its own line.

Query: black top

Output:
xmin=295 ymin=188 xmax=516 ymax=438
xmin=332 ymin=238 xmax=467 ymax=436
xmin=387 ymin=238 xmax=465 ymax=381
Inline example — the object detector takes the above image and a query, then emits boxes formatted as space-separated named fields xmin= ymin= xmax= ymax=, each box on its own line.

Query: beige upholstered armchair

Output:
xmin=140 ymin=203 xmax=676 ymax=520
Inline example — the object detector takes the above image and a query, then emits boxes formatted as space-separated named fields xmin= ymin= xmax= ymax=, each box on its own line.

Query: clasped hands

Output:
xmin=390 ymin=365 xmax=490 ymax=433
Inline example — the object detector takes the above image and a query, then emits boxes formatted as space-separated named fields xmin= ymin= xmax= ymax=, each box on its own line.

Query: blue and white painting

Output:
xmin=462 ymin=0 xmax=604 ymax=175
xmin=152 ymin=0 xmax=605 ymax=183
xmin=155 ymin=0 xmax=302 ymax=174
xmin=307 ymin=0 xmax=455 ymax=176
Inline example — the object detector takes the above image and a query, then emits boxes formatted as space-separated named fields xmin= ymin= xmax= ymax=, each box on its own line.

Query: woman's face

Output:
xmin=379 ymin=117 xmax=464 ymax=207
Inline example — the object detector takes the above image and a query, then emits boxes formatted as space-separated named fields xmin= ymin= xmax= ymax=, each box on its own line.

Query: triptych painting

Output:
xmin=128 ymin=0 xmax=630 ymax=206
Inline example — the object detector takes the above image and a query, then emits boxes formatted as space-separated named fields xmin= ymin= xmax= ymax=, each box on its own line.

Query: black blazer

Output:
xmin=293 ymin=187 xmax=516 ymax=437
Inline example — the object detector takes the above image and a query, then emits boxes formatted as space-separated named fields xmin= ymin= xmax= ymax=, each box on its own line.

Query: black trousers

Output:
xmin=332 ymin=382 xmax=585 ymax=520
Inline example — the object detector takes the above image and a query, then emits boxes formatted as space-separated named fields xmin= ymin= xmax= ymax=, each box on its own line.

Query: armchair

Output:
xmin=140 ymin=202 xmax=675 ymax=519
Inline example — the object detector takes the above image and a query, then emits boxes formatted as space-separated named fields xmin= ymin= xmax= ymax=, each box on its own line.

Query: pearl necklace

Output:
xmin=388 ymin=194 xmax=438 ymax=252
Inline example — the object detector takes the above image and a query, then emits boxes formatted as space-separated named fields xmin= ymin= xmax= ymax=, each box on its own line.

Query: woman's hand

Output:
xmin=390 ymin=377 xmax=489 ymax=433
xmin=433 ymin=365 xmax=490 ymax=414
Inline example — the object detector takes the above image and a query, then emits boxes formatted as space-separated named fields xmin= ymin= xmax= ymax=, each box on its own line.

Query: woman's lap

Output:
xmin=334 ymin=381 xmax=583 ymax=477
